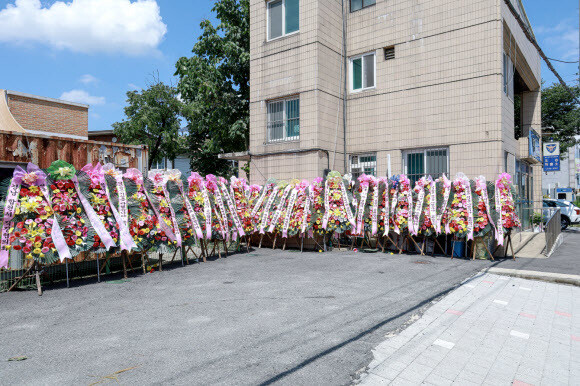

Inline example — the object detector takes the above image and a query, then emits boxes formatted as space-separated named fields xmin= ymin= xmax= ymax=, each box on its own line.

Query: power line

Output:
xmin=547 ymin=57 xmax=579 ymax=64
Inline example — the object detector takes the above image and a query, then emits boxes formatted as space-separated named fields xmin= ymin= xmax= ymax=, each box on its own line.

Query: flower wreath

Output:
xmin=473 ymin=176 xmax=494 ymax=238
xmin=78 ymin=164 xmax=122 ymax=252
xmin=123 ymin=168 xmax=162 ymax=252
xmin=446 ymin=174 xmax=474 ymax=239
xmin=165 ymin=169 xmax=199 ymax=247
xmin=354 ymin=174 xmax=379 ymax=236
xmin=0 ymin=163 xmax=65 ymax=267
xmin=377 ymin=177 xmax=392 ymax=236
xmin=187 ymin=172 xmax=212 ymax=240
xmin=494 ymin=173 xmax=520 ymax=245
xmin=412 ymin=176 xmax=434 ymax=236
xmin=205 ymin=174 xmax=231 ymax=241
xmin=280 ymin=179 xmax=312 ymax=238
xmin=264 ymin=180 xmax=291 ymax=234
xmin=147 ymin=170 xmax=181 ymax=250
xmin=230 ymin=176 xmax=255 ymax=235
xmin=393 ymin=175 xmax=412 ymax=235
xmin=47 ymin=160 xmax=95 ymax=256
xmin=321 ymin=171 xmax=355 ymax=234
xmin=310 ymin=177 xmax=325 ymax=235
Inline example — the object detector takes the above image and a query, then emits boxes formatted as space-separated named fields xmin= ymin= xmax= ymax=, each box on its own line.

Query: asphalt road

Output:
xmin=1 ymin=249 xmax=498 ymax=385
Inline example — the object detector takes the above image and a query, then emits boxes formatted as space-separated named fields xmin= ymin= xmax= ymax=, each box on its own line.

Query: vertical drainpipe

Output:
xmin=342 ymin=0 xmax=348 ymax=173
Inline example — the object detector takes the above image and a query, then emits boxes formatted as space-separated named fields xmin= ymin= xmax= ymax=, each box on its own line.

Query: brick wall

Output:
xmin=7 ymin=93 xmax=88 ymax=137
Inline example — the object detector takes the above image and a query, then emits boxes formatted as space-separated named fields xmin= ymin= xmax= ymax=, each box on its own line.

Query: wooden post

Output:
xmin=65 ymin=259 xmax=70 ymax=288
xmin=408 ymin=236 xmax=422 ymax=254
xmin=7 ymin=263 xmax=35 ymax=292
xmin=508 ymin=234 xmax=515 ymax=260
xmin=141 ymin=252 xmax=146 ymax=274
xmin=259 ymin=234 xmax=264 ymax=248
xmin=272 ymin=233 xmax=277 ymax=250
xmin=484 ymin=240 xmax=495 ymax=261
xmin=301 ymin=236 xmax=304 ymax=252
xmin=202 ymin=240 xmax=207 ymax=262
xmin=282 ymin=238 xmax=287 ymax=250
xmin=451 ymin=239 xmax=455 ymax=260
xmin=158 ymin=252 xmax=163 ymax=271
xmin=223 ymin=240 xmax=228 ymax=256
xmin=96 ymin=253 xmax=101 ymax=282
xmin=35 ymin=262 xmax=42 ymax=296
xmin=122 ymin=251 xmax=128 ymax=279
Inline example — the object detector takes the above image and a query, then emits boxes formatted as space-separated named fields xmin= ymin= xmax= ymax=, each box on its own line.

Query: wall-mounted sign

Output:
xmin=543 ymin=141 xmax=560 ymax=172
xmin=556 ymin=187 xmax=573 ymax=193
xmin=529 ymin=129 xmax=541 ymax=162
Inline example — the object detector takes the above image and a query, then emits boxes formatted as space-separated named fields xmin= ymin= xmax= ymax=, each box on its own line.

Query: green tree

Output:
xmin=175 ymin=0 xmax=249 ymax=176
xmin=113 ymin=81 xmax=184 ymax=169
xmin=541 ymin=83 xmax=580 ymax=156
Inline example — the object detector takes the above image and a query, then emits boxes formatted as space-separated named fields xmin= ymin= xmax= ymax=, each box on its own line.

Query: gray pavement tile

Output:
xmin=462 ymin=361 xmax=492 ymax=376
xmin=358 ymin=373 xmax=391 ymax=385
xmin=423 ymin=373 xmax=454 ymax=386
xmin=357 ymin=271 xmax=580 ymax=386
xmin=452 ymin=377 xmax=482 ymax=386
xmin=390 ymin=375 xmax=419 ymax=385
xmin=456 ymin=369 xmax=487 ymax=384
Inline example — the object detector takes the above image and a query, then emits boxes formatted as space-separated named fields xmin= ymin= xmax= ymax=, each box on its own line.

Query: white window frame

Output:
xmin=503 ymin=52 xmax=514 ymax=100
xmin=267 ymin=96 xmax=300 ymax=143
xmin=349 ymin=153 xmax=377 ymax=178
xmin=267 ymin=0 xmax=299 ymax=42
xmin=402 ymin=147 xmax=449 ymax=178
xmin=349 ymin=52 xmax=376 ymax=93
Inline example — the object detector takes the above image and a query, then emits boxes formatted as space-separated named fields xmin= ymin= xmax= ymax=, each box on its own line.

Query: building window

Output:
xmin=267 ymin=0 xmax=299 ymax=41
xmin=503 ymin=52 xmax=514 ymax=99
xmin=350 ymin=153 xmax=377 ymax=179
xmin=351 ymin=0 xmax=376 ymax=12
xmin=404 ymin=148 xmax=449 ymax=185
xmin=350 ymin=52 xmax=375 ymax=92
xmin=267 ymin=97 xmax=300 ymax=142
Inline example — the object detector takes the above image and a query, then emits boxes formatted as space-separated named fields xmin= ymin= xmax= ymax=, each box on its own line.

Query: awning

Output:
xmin=218 ymin=151 xmax=250 ymax=162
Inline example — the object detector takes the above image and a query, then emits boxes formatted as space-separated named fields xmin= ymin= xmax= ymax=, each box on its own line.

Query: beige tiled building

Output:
xmin=247 ymin=0 xmax=542 ymax=211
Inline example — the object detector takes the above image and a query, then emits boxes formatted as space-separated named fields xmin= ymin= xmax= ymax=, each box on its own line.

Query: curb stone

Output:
xmin=485 ymin=267 xmax=580 ymax=286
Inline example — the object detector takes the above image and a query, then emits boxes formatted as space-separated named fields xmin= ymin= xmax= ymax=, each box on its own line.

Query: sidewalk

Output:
xmin=492 ymin=229 xmax=580 ymax=276
xmin=355 ymin=272 xmax=580 ymax=385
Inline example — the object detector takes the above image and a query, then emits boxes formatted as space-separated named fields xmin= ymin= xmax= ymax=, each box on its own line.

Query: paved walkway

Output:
xmin=356 ymin=273 xmax=580 ymax=386
xmin=494 ymin=229 xmax=580 ymax=276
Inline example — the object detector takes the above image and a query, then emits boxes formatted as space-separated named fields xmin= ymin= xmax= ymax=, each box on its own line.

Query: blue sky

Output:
xmin=0 ymin=0 xmax=577 ymax=133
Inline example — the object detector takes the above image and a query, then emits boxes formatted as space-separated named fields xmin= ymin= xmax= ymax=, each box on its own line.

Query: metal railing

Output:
xmin=545 ymin=208 xmax=561 ymax=255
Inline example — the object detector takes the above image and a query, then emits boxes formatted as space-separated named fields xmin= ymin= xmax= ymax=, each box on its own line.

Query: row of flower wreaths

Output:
xmin=0 ymin=160 xmax=520 ymax=268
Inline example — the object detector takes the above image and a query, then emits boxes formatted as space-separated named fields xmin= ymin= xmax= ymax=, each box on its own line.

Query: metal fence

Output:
xmin=545 ymin=208 xmax=561 ymax=255
xmin=0 ymin=240 xmax=242 ymax=292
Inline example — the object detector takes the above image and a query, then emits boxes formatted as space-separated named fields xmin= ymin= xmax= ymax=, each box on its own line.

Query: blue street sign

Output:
xmin=543 ymin=155 xmax=560 ymax=171
xmin=556 ymin=188 xmax=573 ymax=193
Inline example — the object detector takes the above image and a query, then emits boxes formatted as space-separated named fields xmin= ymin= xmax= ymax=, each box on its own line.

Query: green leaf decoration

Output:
xmin=47 ymin=160 xmax=76 ymax=181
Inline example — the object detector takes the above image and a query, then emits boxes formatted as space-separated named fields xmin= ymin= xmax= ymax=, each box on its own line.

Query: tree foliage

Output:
xmin=113 ymin=81 xmax=184 ymax=169
xmin=175 ymin=0 xmax=249 ymax=176
xmin=541 ymin=83 xmax=580 ymax=156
